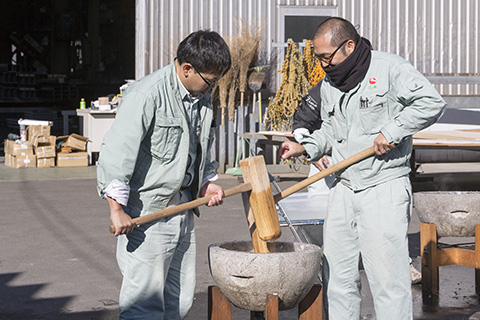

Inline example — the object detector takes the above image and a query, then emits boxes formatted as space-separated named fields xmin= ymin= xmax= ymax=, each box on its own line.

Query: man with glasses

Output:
xmin=97 ymin=30 xmax=231 ymax=319
xmin=280 ymin=17 xmax=445 ymax=319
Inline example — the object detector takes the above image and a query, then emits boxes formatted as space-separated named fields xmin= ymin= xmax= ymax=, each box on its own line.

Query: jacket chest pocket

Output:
xmin=359 ymin=91 xmax=389 ymax=135
xmin=151 ymin=117 xmax=183 ymax=160
xmin=326 ymin=103 xmax=347 ymax=142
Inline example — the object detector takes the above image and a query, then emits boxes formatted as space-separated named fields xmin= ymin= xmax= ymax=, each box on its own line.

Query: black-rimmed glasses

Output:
xmin=191 ymin=64 xmax=216 ymax=88
xmin=315 ymin=39 xmax=350 ymax=66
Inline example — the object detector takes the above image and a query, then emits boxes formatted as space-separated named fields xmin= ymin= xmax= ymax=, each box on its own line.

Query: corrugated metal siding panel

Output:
xmin=339 ymin=0 xmax=480 ymax=95
xmin=136 ymin=0 xmax=276 ymax=79
xmin=136 ymin=0 xmax=479 ymax=95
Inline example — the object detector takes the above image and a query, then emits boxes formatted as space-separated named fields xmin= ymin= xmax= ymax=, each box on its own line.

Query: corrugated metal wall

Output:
xmin=135 ymin=0 xmax=277 ymax=78
xmin=136 ymin=0 xmax=479 ymax=95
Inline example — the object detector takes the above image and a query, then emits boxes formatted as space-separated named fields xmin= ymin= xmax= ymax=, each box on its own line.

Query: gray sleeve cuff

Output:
xmin=104 ymin=179 xmax=130 ymax=206
xmin=381 ymin=121 xmax=404 ymax=144
xmin=201 ymin=173 xmax=218 ymax=188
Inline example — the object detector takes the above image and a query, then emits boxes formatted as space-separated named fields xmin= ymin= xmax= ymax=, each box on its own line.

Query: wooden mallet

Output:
xmin=108 ymin=155 xmax=282 ymax=248
xmin=109 ymin=147 xmax=376 ymax=254
xmin=240 ymin=147 xmax=376 ymax=252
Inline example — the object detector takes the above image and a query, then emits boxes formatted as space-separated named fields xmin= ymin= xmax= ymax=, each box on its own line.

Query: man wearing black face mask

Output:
xmin=280 ymin=18 xmax=446 ymax=319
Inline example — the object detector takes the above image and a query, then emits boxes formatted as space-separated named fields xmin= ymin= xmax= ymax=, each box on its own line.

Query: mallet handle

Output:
xmin=273 ymin=146 xmax=375 ymax=203
xmin=109 ymin=182 xmax=252 ymax=234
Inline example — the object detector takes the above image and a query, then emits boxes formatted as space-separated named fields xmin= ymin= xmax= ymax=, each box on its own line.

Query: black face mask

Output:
xmin=323 ymin=37 xmax=373 ymax=92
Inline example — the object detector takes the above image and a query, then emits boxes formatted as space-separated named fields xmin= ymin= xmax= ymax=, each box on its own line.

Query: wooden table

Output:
xmin=244 ymin=124 xmax=480 ymax=173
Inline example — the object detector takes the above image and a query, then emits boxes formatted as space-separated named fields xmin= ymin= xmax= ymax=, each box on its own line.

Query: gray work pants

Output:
xmin=322 ymin=176 xmax=413 ymax=320
xmin=117 ymin=190 xmax=196 ymax=320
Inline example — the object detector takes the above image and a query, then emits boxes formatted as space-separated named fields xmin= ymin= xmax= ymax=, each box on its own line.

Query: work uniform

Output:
xmin=301 ymin=50 xmax=446 ymax=319
xmin=97 ymin=62 xmax=218 ymax=319
xmin=293 ymin=80 xmax=335 ymax=193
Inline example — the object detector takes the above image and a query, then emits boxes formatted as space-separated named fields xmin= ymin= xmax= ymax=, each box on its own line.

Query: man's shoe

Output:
xmin=411 ymin=263 xmax=422 ymax=284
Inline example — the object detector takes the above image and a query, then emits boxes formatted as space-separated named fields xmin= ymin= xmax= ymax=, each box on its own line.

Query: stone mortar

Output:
xmin=414 ymin=191 xmax=480 ymax=237
xmin=208 ymin=241 xmax=321 ymax=311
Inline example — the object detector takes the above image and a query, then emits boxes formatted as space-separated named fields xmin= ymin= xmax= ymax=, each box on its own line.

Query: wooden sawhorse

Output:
xmin=208 ymin=284 xmax=323 ymax=320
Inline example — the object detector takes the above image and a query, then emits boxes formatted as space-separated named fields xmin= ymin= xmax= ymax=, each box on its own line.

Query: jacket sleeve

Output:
xmin=301 ymin=97 xmax=334 ymax=162
xmin=292 ymin=80 xmax=323 ymax=133
xmin=96 ymin=90 xmax=156 ymax=201
xmin=381 ymin=62 xmax=446 ymax=144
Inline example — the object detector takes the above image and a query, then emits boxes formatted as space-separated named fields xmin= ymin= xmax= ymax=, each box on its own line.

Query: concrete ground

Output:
xmin=1 ymin=158 xmax=480 ymax=319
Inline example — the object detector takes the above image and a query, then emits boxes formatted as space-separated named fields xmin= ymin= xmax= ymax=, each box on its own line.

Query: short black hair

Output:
xmin=313 ymin=17 xmax=360 ymax=47
xmin=176 ymin=30 xmax=231 ymax=76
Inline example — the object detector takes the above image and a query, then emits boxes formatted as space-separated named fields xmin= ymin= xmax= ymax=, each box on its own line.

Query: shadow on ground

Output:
xmin=0 ymin=273 xmax=118 ymax=320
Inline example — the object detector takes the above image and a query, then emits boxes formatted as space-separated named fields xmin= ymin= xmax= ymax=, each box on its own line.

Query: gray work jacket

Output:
xmin=303 ymin=50 xmax=446 ymax=191
xmin=97 ymin=62 xmax=218 ymax=214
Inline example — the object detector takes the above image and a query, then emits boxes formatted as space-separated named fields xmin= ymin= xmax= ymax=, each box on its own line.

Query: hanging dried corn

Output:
xmin=302 ymin=39 xmax=326 ymax=87
xmin=266 ymin=40 xmax=311 ymax=131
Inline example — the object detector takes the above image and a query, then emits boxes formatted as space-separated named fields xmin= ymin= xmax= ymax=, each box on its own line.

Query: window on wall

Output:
xmin=274 ymin=6 xmax=337 ymax=88
xmin=277 ymin=6 xmax=337 ymax=44
xmin=284 ymin=16 xmax=330 ymax=42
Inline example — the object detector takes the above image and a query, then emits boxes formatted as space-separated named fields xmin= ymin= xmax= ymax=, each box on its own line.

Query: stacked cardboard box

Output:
xmin=56 ymin=134 xmax=89 ymax=167
xmin=30 ymin=125 xmax=56 ymax=168
xmin=4 ymin=139 xmax=36 ymax=168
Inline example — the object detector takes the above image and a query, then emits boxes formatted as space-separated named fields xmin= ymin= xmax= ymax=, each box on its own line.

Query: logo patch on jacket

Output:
xmin=368 ymin=77 xmax=377 ymax=89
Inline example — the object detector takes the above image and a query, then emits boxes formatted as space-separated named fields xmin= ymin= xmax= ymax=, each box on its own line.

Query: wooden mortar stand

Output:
xmin=421 ymin=222 xmax=480 ymax=305
xmin=208 ymin=284 xmax=323 ymax=320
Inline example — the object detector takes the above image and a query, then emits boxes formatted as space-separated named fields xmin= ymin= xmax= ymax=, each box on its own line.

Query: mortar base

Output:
xmin=207 ymin=284 xmax=323 ymax=320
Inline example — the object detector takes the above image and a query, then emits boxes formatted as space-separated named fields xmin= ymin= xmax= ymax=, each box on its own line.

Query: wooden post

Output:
xmin=227 ymin=118 xmax=235 ymax=170
xmin=238 ymin=105 xmax=245 ymax=162
xmin=218 ymin=123 xmax=226 ymax=174
xmin=298 ymin=284 xmax=322 ymax=319
xmin=298 ymin=284 xmax=323 ymax=320
xmin=208 ymin=286 xmax=231 ymax=320
xmin=249 ymin=100 xmax=258 ymax=156
xmin=421 ymin=222 xmax=439 ymax=304
xmin=476 ymin=224 xmax=480 ymax=295
xmin=265 ymin=294 xmax=279 ymax=320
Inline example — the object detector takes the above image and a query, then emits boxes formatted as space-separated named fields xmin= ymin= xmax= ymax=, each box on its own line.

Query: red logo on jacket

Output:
xmin=369 ymin=77 xmax=376 ymax=85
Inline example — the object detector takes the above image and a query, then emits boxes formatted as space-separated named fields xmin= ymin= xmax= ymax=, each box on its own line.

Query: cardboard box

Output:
xmin=37 ymin=157 xmax=55 ymax=168
xmin=5 ymin=140 xmax=34 ymax=156
xmin=35 ymin=145 xmax=56 ymax=158
xmin=3 ymin=139 xmax=9 ymax=154
xmin=57 ymin=134 xmax=89 ymax=151
xmin=6 ymin=154 xmax=37 ymax=168
xmin=5 ymin=153 xmax=12 ymax=167
xmin=34 ymin=135 xmax=56 ymax=159
xmin=32 ymin=133 xmax=55 ymax=147
xmin=57 ymin=152 xmax=88 ymax=167
xmin=28 ymin=125 xmax=50 ymax=140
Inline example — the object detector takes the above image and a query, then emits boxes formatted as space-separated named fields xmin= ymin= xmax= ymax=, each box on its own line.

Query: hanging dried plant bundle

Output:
xmin=248 ymin=71 xmax=266 ymax=93
xmin=227 ymin=39 xmax=241 ymax=121
xmin=237 ymin=21 xmax=263 ymax=106
xmin=211 ymin=21 xmax=264 ymax=124
xmin=266 ymin=40 xmax=311 ymax=131
xmin=302 ymin=39 xmax=326 ymax=87
xmin=215 ymin=37 xmax=235 ymax=126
